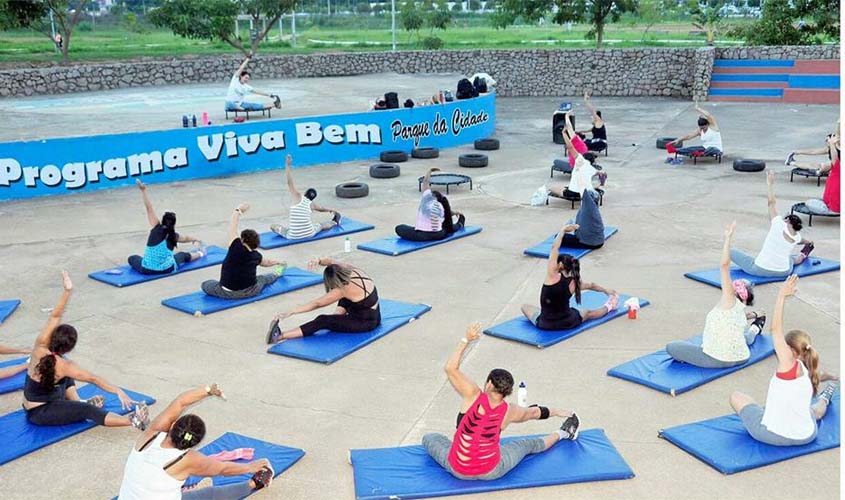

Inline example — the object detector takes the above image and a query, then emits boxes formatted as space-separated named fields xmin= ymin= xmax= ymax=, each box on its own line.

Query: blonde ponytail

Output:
xmin=786 ymin=330 xmax=820 ymax=395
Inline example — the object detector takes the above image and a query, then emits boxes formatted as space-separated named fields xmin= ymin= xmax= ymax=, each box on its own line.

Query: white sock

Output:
xmin=556 ymin=429 xmax=569 ymax=440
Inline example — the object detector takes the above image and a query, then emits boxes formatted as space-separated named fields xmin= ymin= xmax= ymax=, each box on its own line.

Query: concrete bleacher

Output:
xmin=708 ymin=59 xmax=840 ymax=104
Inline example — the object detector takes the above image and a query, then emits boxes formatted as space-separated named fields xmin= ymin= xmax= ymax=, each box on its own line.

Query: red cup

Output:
xmin=627 ymin=306 xmax=637 ymax=320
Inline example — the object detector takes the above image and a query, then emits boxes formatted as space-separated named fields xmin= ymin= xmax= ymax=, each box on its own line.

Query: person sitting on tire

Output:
xmin=271 ymin=154 xmax=342 ymax=240
xmin=801 ymin=133 xmax=840 ymax=214
xmin=225 ymin=56 xmax=281 ymax=113
xmin=787 ymin=120 xmax=839 ymax=178
xmin=667 ymin=101 xmax=722 ymax=158
xmin=575 ymin=92 xmax=607 ymax=152
xmin=731 ymin=172 xmax=814 ymax=278
xmin=201 ymin=203 xmax=287 ymax=300
xmin=395 ymin=168 xmax=464 ymax=242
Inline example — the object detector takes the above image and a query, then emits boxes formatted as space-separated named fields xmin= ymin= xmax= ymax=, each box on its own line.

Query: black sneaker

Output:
xmin=785 ymin=152 xmax=795 ymax=166
xmin=332 ymin=211 xmax=342 ymax=225
xmin=272 ymin=95 xmax=281 ymax=109
xmin=751 ymin=314 xmax=766 ymax=333
xmin=560 ymin=413 xmax=580 ymax=440
xmin=251 ymin=464 xmax=274 ymax=490
xmin=266 ymin=319 xmax=282 ymax=344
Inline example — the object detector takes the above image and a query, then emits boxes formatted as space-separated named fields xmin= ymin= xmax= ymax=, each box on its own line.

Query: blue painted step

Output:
xmin=711 ymin=73 xmax=789 ymax=82
xmin=708 ymin=88 xmax=784 ymax=97
xmin=714 ymin=59 xmax=794 ymax=67
xmin=789 ymin=75 xmax=840 ymax=89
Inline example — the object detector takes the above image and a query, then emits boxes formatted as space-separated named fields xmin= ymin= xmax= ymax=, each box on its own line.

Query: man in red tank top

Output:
xmin=422 ymin=323 xmax=580 ymax=480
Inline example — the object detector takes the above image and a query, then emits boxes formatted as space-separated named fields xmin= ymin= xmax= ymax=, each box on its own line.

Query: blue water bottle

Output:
xmin=182 ymin=115 xmax=189 ymax=128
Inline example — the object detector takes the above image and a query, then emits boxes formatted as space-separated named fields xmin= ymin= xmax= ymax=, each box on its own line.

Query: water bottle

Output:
xmin=344 ymin=237 xmax=351 ymax=253
xmin=181 ymin=115 xmax=188 ymax=128
xmin=191 ymin=115 xmax=197 ymax=127
xmin=201 ymin=112 xmax=209 ymax=126
xmin=517 ymin=382 xmax=527 ymax=407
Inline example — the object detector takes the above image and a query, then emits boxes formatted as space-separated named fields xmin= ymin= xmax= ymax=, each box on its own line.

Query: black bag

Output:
xmin=403 ymin=98 xmax=415 ymax=108
xmin=473 ymin=76 xmax=488 ymax=94
xmin=456 ymin=78 xmax=477 ymax=100
xmin=384 ymin=92 xmax=399 ymax=109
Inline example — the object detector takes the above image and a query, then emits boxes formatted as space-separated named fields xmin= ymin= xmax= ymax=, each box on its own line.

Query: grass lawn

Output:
xmin=0 ymin=20 xmax=753 ymax=65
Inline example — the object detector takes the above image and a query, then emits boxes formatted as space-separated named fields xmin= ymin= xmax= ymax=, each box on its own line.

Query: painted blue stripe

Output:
xmin=714 ymin=59 xmax=794 ymax=67
xmin=708 ymin=88 xmax=784 ymax=97
xmin=711 ymin=73 xmax=788 ymax=82
xmin=788 ymin=75 xmax=840 ymax=89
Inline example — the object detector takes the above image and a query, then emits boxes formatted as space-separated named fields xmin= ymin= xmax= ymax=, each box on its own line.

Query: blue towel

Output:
xmin=607 ymin=334 xmax=775 ymax=395
xmin=684 ymin=257 xmax=840 ymax=288
xmin=0 ymin=384 xmax=155 ymax=466
xmin=660 ymin=395 xmax=839 ymax=474
xmin=484 ymin=292 xmax=650 ymax=348
xmin=88 ymin=247 xmax=228 ymax=287
xmin=161 ymin=267 xmax=323 ymax=316
xmin=268 ymin=299 xmax=431 ymax=364
xmin=0 ymin=357 xmax=27 ymax=394
xmin=258 ymin=218 xmax=375 ymax=249
xmin=523 ymin=227 xmax=619 ymax=259
xmin=0 ymin=299 xmax=21 ymax=323
xmin=357 ymin=226 xmax=483 ymax=256
xmin=351 ymin=429 xmax=634 ymax=500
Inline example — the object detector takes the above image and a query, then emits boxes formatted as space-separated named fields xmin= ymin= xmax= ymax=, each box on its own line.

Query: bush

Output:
xmin=76 ymin=21 xmax=92 ymax=32
xmin=421 ymin=35 xmax=444 ymax=49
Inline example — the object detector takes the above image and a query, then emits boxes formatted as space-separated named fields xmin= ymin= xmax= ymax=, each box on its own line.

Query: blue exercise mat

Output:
xmin=0 ymin=299 xmax=21 ymax=323
xmin=607 ymin=334 xmax=775 ymax=396
xmin=268 ymin=299 xmax=431 ymax=364
xmin=523 ymin=226 xmax=619 ymax=259
xmin=110 ymin=432 xmax=305 ymax=499
xmin=161 ymin=267 xmax=323 ymax=316
xmin=258 ymin=218 xmax=375 ymax=249
xmin=357 ymin=226 xmax=483 ymax=256
xmin=0 ymin=357 xmax=27 ymax=394
xmin=0 ymin=384 xmax=155 ymax=466
xmin=88 ymin=246 xmax=228 ymax=288
xmin=484 ymin=292 xmax=650 ymax=349
xmin=659 ymin=394 xmax=840 ymax=474
xmin=351 ymin=428 xmax=634 ymax=500
xmin=684 ymin=257 xmax=840 ymax=288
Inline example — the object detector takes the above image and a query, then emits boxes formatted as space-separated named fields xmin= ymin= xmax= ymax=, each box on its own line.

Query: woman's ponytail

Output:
xmin=162 ymin=212 xmax=178 ymax=248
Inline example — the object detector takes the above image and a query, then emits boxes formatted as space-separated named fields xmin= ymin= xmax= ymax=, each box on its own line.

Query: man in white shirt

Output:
xmin=225 ymin=56 xmax=281 ymax=112
xmin=731 ymin=171 xmax=814 ymax=277
xmin=668 ymin=101 xmax=723 ymax=157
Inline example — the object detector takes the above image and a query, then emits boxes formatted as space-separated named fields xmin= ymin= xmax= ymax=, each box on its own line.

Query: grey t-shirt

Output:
xmin=574 ymin=190 xmax=605 ymax=246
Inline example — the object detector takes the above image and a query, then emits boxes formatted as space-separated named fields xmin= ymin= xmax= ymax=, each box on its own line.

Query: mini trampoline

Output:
xmin=791 ymin=202 xmax=840 ymax=227
xmin=790 ymin=167 xmax=829 ymax=187
xmin=418 ymin=173 xmax=472 ymax=194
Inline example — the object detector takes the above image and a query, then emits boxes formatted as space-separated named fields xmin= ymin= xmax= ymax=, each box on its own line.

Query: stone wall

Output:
xmin=0 ymin=45 xmax=838 ymax=99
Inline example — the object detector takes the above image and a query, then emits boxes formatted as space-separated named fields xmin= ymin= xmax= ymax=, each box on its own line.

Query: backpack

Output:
xmin=443 ymin=90 xmax=454 ymax=102
xmin=529 ymin=185 xmax=550 ymax=206
xmin=473 ymin=76 xmax=488 ymax=94
xmin=384 ymin=92 xmax=399 ymax=109
xmin=456 ymin=78 xmax=477 ymax=100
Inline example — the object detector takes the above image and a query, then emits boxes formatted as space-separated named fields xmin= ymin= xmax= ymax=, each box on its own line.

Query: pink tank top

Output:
xmin=447 ymin=393 xmax=508 ymax=476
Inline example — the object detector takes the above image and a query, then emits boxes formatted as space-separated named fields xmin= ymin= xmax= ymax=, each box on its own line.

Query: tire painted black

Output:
xmin=369 ymin=163 xmax=401 ymax=179
xmin=335 ymin=182 xmax=370 ymax=198
xmin=474 ymin=138 xmax=500 ymax=150
xmin=459 ymin=153 xmax=489 ymax=168
xmin=656 ymin=137 xmax=681 ymax=149
xmin=733 ymin=159 xmax=766 ymax=172
xmin=411 ymin=147 xmax=440 ymax=159
xmin=380 ymin=150 xmax=408 ymax=163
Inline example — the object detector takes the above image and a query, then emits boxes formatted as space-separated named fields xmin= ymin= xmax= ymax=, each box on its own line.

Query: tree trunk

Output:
xmin=706 ymin=26 xmax=715 ymax=45
xmin=60 ymin=30 xmax=70 ymax=64
xmin=595 ymin=21 xmax=604 ymax=48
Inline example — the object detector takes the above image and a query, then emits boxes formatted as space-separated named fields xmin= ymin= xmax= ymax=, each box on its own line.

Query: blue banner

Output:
xmin=0 ymin=93 xmax=495 ymax=201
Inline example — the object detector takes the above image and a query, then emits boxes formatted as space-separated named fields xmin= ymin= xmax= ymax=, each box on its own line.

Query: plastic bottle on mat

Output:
xmin=191 ymin=115 xmax=197 ymax=127
xmin=182 ymin=115 xmax=189 ymax=128
xmin=344 ymin=237 xmax=351 ymax=253
xmin=201 ymin=112 xmax=209 ymax=126
xmin=517 ymin=382 xmax=527 ymax=407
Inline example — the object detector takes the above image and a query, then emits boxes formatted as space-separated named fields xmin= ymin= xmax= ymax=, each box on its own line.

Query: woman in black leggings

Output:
xmin=266 ymin=257 xmax=381 ymax=343
xmin=23 ymin=271 xmax=148 ymax=428
xmin=521 ymin=224 xmax=619 ymax=330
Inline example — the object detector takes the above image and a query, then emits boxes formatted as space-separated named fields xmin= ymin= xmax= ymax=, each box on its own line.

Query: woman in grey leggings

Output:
xmin=666 ymin=222 xmax=766 ymax=368
xmin=422 ymin=323 xmax=580 ymax=481
xmin=118 ymin=384 xmax=275 ymax=500
xmin=730 ymin=276 xmax=839 ymax=446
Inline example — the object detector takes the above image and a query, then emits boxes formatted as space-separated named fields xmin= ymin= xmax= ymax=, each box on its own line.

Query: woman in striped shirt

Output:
xmin=270 ymin=155 xmax=341 ymax=240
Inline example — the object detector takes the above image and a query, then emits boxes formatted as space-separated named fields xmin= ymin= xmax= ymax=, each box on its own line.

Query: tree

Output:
xmin=150 ymin=0 xmax=296 ymax=57
xmin=451 ymin=1 xmax=462 ymax=12
xmin=686 ymin=0 xmax=724 ymax=45
xmin=637 ymin=0 xmax=677 ymax=41
xmin=468 ymin=0 xmax=481 ymax=11
xmin=0 ymin=1 xmax=89 ymax=63
xmin=357 ymin=1 xmax=371 ymax=14
xmin=427 ymin=1 xmax=452 ymax=34
xmin=400 ymin=1 xmax=423 ymax=42
xmin=492 ymin=0 xmax=635 ymax=48
xmin=730 ymin=0 xmax=840 ymax=45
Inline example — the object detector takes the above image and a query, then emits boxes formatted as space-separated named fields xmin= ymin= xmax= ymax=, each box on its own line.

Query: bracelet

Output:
xmin=460 ymin=338 xmax=469 ymax=344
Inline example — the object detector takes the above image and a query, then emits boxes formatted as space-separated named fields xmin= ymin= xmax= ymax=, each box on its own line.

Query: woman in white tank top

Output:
xmin=729 ymin=276 xmax=839 ymax=446
xmin=118 ymin=384 xmax=276 ymax=500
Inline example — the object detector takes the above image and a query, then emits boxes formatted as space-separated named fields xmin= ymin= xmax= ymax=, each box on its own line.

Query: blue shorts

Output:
xmin=225 ymin=101 xmax=266 ymax=111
